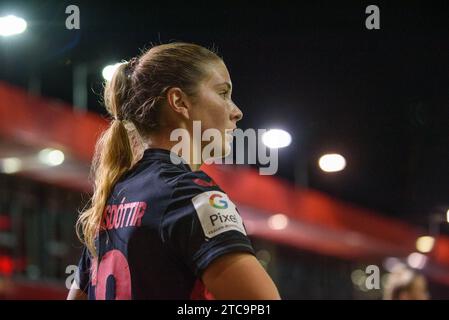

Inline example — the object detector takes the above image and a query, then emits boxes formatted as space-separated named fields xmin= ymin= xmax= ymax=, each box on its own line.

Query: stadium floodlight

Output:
xmin=318 ymin=153 xmax=346 ymax=173
xmin=262 ymin=129 xmax=292 ymax=149
xmin=38 ymin=148 xmax=65 ymax=166
xmin=102 ymin=62 xmax=124 ymax=81
xmin=0 ymin=15 xmax=27 ymax=37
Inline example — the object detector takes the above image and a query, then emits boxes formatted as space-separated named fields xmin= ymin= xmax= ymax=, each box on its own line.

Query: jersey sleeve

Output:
xmin=161 ymin=171 xmax=255 ymax=277
xmin=75 ymin=246 xmax=91 ymax=293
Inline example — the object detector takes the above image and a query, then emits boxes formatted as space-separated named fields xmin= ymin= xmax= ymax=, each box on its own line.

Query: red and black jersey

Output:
xmin=75 ymin=148 xmax=255 ymax=299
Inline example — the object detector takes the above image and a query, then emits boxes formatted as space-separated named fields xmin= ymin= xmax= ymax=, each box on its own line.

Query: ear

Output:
xmin=166 ymin=87 xmax=192 ymax=120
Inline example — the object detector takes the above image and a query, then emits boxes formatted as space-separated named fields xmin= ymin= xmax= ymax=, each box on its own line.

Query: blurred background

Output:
xmin=0 ymin=0 xmax=448 ymax=299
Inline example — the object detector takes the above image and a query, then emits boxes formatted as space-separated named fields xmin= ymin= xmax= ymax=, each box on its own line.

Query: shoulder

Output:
xmin=173 ymin=170 xmax=222 ymax=193
xmin=164 ymin=170 xmax=247 ymax=239
xmin=165 ymin=169 xmax=227 ymax=209
xmin=160 ymin=170 xmax=253 ymax=277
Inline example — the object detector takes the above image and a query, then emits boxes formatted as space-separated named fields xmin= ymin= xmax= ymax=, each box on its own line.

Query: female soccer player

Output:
xmin=67 ymin=42 xmax=280 ymax=300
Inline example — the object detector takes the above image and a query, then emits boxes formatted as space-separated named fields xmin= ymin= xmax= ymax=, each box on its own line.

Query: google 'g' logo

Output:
xmin=209 ymin=194 xmax=228 ymax=209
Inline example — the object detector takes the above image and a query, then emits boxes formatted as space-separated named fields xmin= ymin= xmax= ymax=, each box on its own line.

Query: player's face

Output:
xmin=190 ymin=60 xmax=243 ymax=158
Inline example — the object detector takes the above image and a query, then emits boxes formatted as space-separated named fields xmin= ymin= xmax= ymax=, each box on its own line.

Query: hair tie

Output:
xmin=125 ymin=57 xmax=139 ymax=78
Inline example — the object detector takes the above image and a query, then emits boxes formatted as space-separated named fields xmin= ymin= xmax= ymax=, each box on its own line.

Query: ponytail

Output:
xmin=76 ymin=63 xmax=134 ymax=257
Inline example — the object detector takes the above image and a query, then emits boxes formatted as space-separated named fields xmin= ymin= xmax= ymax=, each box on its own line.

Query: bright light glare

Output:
xmin=0 ymin=15 xmax=27 ymax=37
xmin=38 ymin=148 xmax=65 ymax=166
xmin=102 ymin=63 xmax=124 ymax=81
xmin=262 ymin=129 xmax=291 ymax=149
xmin=416 ymin=236 xmax=435 ymax=253
xmin=407 ymin=252 xmax=428 ymax=270
xmin=267 ymin=213 xmax=289 ymax=230
xmin=1 ymin=157 xmax=22 ymax=174
xmin=318 ymin=153 xmax=346 ymax=172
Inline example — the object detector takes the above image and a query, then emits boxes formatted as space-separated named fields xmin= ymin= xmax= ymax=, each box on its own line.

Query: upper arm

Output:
xmin=201 ymin=252 xmax=281 ymax=300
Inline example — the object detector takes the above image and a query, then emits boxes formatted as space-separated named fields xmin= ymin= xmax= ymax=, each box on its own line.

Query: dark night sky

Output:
xmin=1 ymin=0 xmax=448 ymax=229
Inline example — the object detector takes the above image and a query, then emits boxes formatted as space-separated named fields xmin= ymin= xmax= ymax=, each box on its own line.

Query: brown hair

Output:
xmin=76 ymin=42 xmax=222 ymax=256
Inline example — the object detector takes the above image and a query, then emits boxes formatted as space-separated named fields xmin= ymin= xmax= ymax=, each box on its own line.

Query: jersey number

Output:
xmin=93 ymin=249 xmax=132 ymax=299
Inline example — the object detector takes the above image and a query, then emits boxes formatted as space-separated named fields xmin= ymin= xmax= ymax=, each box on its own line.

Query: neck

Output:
xmin=144 ymin=128 xmax=203 ymax=171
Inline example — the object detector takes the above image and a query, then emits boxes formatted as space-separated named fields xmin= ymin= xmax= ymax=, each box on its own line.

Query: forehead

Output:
xmin=202 ymin=61 xmax=232 ymax=88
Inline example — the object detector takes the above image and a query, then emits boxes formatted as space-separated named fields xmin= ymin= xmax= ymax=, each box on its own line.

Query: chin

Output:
xmin=223 ymin=142 xmax=232 ymax=158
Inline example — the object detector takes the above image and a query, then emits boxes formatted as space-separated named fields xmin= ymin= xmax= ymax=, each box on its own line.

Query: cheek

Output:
xmin=199 ymin=104 xmax=228 ymax=130
xmin=192 ymin=88 xmax=230 ymax=128
xmin=210 ymin=108 xmax=228 ymax=128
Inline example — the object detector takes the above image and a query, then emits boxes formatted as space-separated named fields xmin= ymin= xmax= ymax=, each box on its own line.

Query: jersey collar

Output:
xmin=141 ymin=148 xmax=192 ymax=172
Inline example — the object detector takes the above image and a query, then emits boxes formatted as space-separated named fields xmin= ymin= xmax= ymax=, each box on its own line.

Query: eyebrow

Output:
xmin=215 ymin=82 xmax=232 ymax=90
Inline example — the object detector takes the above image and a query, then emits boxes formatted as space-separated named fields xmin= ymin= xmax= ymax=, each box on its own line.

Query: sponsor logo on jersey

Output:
xmin=209 ymin=193 xmax=228 ymax=209
xmin=192 ymin=191 xmax=246 ymax=238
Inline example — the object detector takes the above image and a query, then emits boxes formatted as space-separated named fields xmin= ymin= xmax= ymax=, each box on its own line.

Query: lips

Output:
xmin=225 ymin=129 xmax=235 ymax=137
xmin=224 ymin=127 xmax=236 ymax=141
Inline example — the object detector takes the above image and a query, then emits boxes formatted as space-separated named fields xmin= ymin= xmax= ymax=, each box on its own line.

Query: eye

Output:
xmin=220 ymin=91 xmax=230 ymax=98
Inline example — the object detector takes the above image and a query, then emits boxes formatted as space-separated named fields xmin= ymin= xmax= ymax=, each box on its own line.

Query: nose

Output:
xmin=231 ymin=104 xmax=243 ymax=122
